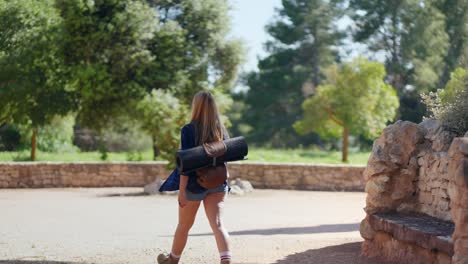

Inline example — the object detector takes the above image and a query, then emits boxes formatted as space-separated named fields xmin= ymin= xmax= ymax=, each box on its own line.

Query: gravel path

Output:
xmin=0 ymin=188 xmax=392 ymax=264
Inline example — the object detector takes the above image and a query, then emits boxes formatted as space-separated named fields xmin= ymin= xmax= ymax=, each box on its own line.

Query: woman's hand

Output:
xmin=178 ymin=191 xmax=188 ymax=208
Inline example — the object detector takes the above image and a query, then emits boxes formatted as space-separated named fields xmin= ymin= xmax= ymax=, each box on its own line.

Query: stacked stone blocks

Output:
xmin=0 ymin=162 xmax=365 ymax=191
xmin=360 ymin=119 xmax=468 ymax=264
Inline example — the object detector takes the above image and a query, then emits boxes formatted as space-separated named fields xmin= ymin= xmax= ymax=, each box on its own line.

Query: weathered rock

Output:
xmin=360 ymin=217 xmax=376 ymax=239
xmin=229 ymin=185 xmax=244 ymax=195
xmin=365 ymin=175 xmax=388 ymax=195
xmin=362 ymin=120 xmax=468 ymax=263
xmin=364 ymin=121 xmax=423 ymax=214
xmin=459 ymin=140 xmax=468 ymax=155
xmin=419 ymin=118 xmax=440 ymax=136
xmin=420 ymin=119 xmax=455 ymax=152
xmin=366 ymin=121 xmax=423 ymax=176
xmin=234 ymin=178 xmax=254 ymax=193
xmin=397 ymin=202 xmax=416 ymax=213
xmin=228 ymin=178 xmax=254 ymax=195
xmin=143 ymin=178 xmax=165 ymax=195
xmin=453 ymin=255 xmax=468 ymax=264
xmin=362 ymin=231 xmax=452 ymax=264
xmin=368 ymin=213 xmax=454 ymax=256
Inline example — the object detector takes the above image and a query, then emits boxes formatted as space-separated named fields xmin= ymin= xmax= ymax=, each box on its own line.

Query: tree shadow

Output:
xmin=97 ymin=192 xmax=149 ymax=197
xmin=97 ymin=191 xmax=177 ymax=198
xmin=273 ymin=242 xmax=397 ymax=264
xmin=189 ymin=223 xmax=359 ymax=237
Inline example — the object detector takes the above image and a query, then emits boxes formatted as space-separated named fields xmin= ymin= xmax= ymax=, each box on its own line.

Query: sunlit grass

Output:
xmin=247 ymin=148 xmax=370 ymax=165
xmin=0 ymin=150 xmax=158 ymax=162
xmin=0 ymin=148 xmax=370 ymax=165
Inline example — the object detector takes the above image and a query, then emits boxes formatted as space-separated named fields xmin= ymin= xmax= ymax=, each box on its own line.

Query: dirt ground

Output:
xmin=0 ymin=188 xmax=394 ymax=264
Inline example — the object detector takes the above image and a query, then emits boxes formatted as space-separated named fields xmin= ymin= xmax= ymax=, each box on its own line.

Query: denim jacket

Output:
xmin=158 ymin=122 xmax=227 ymax=194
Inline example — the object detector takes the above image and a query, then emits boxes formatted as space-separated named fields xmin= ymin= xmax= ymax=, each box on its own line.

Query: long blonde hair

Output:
xmin=191 ymin=91 xmax=227 ymax=145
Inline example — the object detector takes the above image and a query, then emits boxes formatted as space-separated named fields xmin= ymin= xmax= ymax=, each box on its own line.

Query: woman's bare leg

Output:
xmin=171 ymin=200 xmax=201 ymax=256
xmin=203 ymin=192 xmax=230 ymax=261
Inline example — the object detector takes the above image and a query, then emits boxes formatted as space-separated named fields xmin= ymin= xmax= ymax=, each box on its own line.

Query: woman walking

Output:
xmin=157 ymin=91 xmax=232 ymax=264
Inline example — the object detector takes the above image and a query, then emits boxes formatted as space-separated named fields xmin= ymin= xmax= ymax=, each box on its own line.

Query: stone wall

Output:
xmin=228 ymin=162 xmax=365 ymax=191
xmin=0 ymin=162 xmax=365 ymax=191
xmin=360 ymin=119 xmax=468 ymax=264
xmin=0 ymin=162 xmax=169 ymax=188
xmin=448 ymin=137 xmax=468 ymax=264
xmin=416 ymin=120 xmax=454 ymax=221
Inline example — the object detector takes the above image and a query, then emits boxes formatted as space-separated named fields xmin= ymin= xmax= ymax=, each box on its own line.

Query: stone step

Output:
xmin=369 ymin=212 xmax=455 ymax=256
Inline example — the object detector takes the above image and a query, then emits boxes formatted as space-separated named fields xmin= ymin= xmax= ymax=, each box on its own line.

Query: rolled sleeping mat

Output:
xmin=176 ymin=136 xmax=248 ymax=174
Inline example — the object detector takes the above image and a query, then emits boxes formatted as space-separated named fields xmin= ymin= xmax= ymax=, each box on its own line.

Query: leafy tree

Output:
xmin=0 ymin=0 xmax=76 ymax=160
xmin=18 ymin=115 xmax=77 ymax=152
xmin=238 ymin=0 xmax=345 ymax=147
xmin=95 ymin=116 xmax=152 ymax=152
xmin=146 ymin=0 xmax=244 ymax=103
xmin=136 ymin=90 xmax=188 ymax=164
xmin=434 ymin=0 xmax=468 ymax=87
xmin=266 ymin=0 xmax=345 ymax=86
xmin=349 ymin=0 xmax=449 ymax=122
xmin=422 ymin=67 xmax=468 ymax=135
xmin=0 ymin=125 xmax=21 ymax=151
xmin=294 ymin=58 xmax=399 ymax=162
xmin=56 ymin=0 xmax=158 ymax=129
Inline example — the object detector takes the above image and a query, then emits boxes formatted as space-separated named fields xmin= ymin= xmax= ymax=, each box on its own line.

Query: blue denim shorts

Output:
xmin=185 ymin=184 xmax=229 ymax=201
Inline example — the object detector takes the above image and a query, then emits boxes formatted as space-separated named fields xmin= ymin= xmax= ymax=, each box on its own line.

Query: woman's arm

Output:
xmin=178 ymin=175 xmax=189 ymax=207
xmin=178 ymin=125 xmax=194 ymax=207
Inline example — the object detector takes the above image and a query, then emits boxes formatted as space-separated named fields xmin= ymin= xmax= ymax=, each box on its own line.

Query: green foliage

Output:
xmin=0 ymin=0 xmax=76 ymax=127
xmin=0 ymin=0 xmax=242 ymax=159
xmin=0 ymin=148 xmax=371 ymax=165
xmin=236 ymin=0 xmax=345 ymax=147
xmin=247 ymin=148 xmax=370 ymax=165
xmin=17 ymin=115 xmax=77 ymax=152
xmin=349 ymin=0 xmax=449 ymax=122
xmin=433 ymin=0 xmax=468 ymax=87
xmin=350 ymin=0 xmax=449 ymax=92
xmin=266 ymin=0 xmax=345 ymax=86
xmin=146 ymin=0 xmax=244 ymax=103
xmin=98 ymin=144 xmax=108 ymax=161
xmin=294 ymin=58 xmax=399 ymax=139
xmin=56 ymin=0 xmax=158 ymax=129
xmin=0 ymin=125 xmax=21 ymax=151
xmin=211 ymin=89 xmax=234 ymax=128
xmin=136 ymin=90 xmax=188 ymax=166
xmin=439 ymin=67 xmax=468 ymax=100
xmin=97 ymin=117 xmax=152 ymax=152
xmin=126 ymin=151 xmax=144 ymax=162
xmin=422 ymin=67 xmax=468 ymax=136
xmin=71 ymin=114 xmax=153 ymax=153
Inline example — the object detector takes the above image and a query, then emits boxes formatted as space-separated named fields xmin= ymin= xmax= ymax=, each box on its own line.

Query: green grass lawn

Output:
xmin=0 ymin=148 xmax=370 ymax=165
xmin=247 ymin=148 xmax=370 ymax=165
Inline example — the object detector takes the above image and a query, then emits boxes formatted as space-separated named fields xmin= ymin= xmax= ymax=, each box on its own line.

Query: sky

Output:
xmin=229 ymin=0 xmax=283 ymax=73
xmin=228 ymin=0 xmax=374 ymax=76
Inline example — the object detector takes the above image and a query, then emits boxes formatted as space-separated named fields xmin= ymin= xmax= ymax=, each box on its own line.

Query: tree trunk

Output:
xmin=31 ymin=127 xmax=37 ymax=161
xmin=342 ymin=126 xmax=348 ymax=162
xmin=152 ymin=137 xmax=160 ymax=161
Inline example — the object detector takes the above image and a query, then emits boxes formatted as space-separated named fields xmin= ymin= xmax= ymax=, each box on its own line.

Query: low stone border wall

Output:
xmin=0 ymin=161 xmax=365 ymax=191
xmin=228 ymin=162 xmax=365 ymax=191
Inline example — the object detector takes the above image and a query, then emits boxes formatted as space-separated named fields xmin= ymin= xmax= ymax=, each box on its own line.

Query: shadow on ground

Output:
xmin=273 ymin=242 xmax=396 ymax=264
xmin=97 ymin=192 xmax=148 ymax=197
xmin=0 ymin=261 xmax=86 ymax=264
xmin=189 ymin=223 xmax=359 ymax=237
